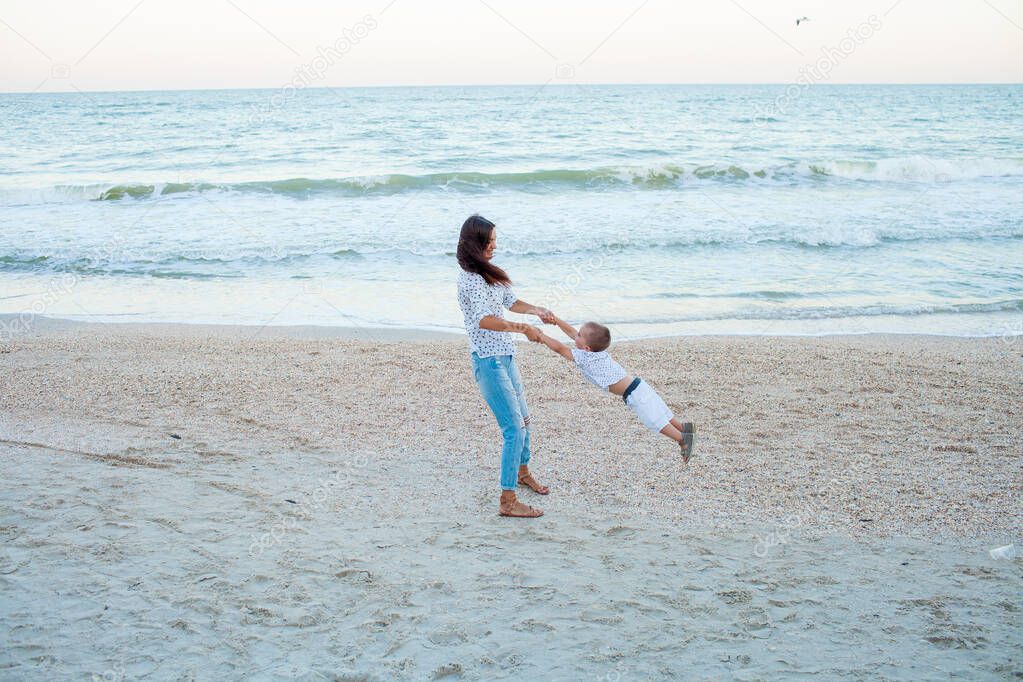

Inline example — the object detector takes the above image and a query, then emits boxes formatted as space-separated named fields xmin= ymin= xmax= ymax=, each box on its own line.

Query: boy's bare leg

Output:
xmin=662 ymin=420 xmax=694 ymax=463
xmin=660 ymin=423 xmax=684 ymax=443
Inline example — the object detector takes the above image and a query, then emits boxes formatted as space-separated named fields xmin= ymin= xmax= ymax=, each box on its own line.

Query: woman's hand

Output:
xmin=534 ymin=307 xmax=556 ymax=324
xmin=510 ymin=300 xmax=556 ymax=324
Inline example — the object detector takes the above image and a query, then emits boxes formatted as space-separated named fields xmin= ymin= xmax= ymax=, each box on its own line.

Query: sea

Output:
xmin=1 ymin=84 xmax=1021 ymax=339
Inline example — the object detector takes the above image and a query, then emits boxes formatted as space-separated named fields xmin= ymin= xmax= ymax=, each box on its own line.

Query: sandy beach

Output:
xmin=1 ymin=317 xmax=1021 ymax=679
xmin=4 ymin=5 xmax=1022 ymax=678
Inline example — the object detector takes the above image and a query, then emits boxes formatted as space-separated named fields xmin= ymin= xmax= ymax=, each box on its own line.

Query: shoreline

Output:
xmin=0 ymin=314 xmax=465 ymax=343
xmin=2 ymin=313 xmax=1019 ymax=344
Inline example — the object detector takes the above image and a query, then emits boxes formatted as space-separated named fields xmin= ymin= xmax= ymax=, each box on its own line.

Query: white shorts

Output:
xmin=624 ymin=380 xmax=673 ymax=433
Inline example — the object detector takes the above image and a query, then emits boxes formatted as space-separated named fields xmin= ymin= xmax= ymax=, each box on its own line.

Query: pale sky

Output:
xmin=1 ymin=0 xmax=1021 ymax=92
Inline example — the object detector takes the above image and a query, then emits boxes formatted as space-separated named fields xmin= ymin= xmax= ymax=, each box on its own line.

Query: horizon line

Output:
xmin=2 ymin=81 xmax=1021 ymax=96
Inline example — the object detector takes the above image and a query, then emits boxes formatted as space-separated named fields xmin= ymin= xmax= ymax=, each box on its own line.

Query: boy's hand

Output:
xmin=523 ymin=325 xmax=543 ymax=343
xmin=535 ymin=307 xmax=556 ymax=324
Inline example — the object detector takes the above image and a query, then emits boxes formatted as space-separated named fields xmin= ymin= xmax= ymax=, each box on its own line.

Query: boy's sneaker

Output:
xmin=679 ymin=422 xmax=695 ymax=464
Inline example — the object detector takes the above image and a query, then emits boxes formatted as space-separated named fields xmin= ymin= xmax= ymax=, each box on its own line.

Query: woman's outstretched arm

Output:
xmin=509 ymin=299 xmax=555 ymax=323
xmin=479 ymin=315 xmax=542 ymax=342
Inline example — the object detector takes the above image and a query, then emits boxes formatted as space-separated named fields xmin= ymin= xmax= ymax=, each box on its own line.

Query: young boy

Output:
xmin=536 ymin=317 xmax=695 ymax=462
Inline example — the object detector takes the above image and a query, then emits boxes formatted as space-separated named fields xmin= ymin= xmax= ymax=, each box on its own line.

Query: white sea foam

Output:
xmin=808 ymin=156 xmax=1023 ymax=182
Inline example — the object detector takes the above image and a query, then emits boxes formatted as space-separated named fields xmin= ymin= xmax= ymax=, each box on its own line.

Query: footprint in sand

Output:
xmin=427 ymin=628 xmax=468 ymax=646
xmin=716 ymin=589 xmax=753 ymax=605
xmin=512 ymin=618 xmax=556 ymax=632
xmin=432 ymin=662 xmax=464 ymax=679
xmin=738 ymin=606 xmax=773 ymax=632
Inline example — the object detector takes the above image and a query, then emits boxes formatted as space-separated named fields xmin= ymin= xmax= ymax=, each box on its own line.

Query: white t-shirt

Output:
xmin=457 ymin=269 xmax=517 ymax=357
xmin=571 ymin=348 xmax=628 ymax=390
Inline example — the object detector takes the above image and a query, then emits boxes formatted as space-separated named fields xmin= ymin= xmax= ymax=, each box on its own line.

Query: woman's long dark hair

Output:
xmin=457 ymin=214 xmax=511 ymax=286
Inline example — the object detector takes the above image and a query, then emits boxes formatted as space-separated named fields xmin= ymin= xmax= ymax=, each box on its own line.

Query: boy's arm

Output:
xmin=537 ymin=332 xmax=575 ymax=361
xmin=552 ymin=316 xmax=578 ymax=340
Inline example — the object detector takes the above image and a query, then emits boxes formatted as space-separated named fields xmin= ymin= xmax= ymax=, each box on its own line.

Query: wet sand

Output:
xmin=1 ymin=319 xmax=1020 ymax=678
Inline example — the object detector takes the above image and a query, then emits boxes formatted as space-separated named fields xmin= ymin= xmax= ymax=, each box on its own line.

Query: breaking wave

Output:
xmin=4 ymin=156 xmax=1021 ymax=205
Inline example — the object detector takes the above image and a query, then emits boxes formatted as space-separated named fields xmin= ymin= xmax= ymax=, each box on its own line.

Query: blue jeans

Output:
xmin=471 ymin=352 xmax=531 ymax=490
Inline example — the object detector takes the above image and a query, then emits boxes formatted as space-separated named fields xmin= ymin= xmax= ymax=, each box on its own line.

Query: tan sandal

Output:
xmin=499 ymin=498 xmax=544 ymax=518
xmin=517 ymin=472 xmax=550 ymax=495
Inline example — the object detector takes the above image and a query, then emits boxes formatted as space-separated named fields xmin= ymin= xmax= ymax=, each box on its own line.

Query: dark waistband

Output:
xmin=622 ymin=377 xmax=642 ymax=403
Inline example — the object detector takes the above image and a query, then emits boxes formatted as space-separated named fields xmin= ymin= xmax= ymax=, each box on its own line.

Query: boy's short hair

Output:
xmin=581 ymin=322 xmax=611 ymax=352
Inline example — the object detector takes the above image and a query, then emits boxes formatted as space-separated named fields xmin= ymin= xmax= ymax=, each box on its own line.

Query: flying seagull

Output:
xmin=795 ymin=16 xmax=810 ymax=26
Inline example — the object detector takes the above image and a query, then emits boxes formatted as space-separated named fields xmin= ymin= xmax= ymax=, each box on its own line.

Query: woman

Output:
xmin=457 ymin=214 xmax=554 ymax=518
